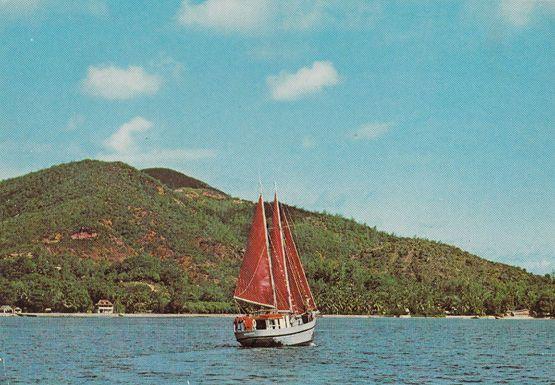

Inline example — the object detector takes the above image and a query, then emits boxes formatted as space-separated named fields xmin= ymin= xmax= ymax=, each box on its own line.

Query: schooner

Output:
xmin=233 ymin=189 xmax=318 ymax=347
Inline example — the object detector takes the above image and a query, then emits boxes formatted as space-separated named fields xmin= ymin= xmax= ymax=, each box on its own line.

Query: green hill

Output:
xmin=0 ymin=160 xmax=553 ymax=316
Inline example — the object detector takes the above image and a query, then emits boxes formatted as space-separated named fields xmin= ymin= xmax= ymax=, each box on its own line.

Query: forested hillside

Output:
xmin=0 ymin=160 xmax=553 ymax=316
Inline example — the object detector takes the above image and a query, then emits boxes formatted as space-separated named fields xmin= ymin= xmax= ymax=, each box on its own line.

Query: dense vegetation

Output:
xmin=142 ymin=167 xmax=225 ymax=194
xmin=0 ymin=160 xmax=553 ymax=316
xmin=0 ymin=253 xmax=233 ymax=313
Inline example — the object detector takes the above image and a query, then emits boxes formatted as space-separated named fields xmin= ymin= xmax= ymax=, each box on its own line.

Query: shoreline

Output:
xmin=3 ymin=313 xmax=547 ymax=320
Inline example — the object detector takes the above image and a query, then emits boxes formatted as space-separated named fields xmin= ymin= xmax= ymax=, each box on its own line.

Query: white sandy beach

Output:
xmin=10 ymin=313 xmax=544 ymax=320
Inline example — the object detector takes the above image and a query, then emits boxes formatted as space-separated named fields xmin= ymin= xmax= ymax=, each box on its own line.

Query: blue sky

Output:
xmin=0 ymin=0 xmax=553 ymax=274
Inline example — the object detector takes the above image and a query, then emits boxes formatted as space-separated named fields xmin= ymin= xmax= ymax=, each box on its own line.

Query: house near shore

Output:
xmin=0 ymin=305 xmax=14 ymax=315
xmin=507 ymin=309 xmax=530 ymax=317
xmin=95 ymin=299 xmax=114 ymax=314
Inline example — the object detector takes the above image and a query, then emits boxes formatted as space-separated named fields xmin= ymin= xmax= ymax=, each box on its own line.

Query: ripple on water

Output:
xmin=0 ymin=317 xmax=553 ymax=384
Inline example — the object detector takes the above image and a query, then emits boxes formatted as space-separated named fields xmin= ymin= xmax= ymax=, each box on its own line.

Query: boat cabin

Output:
xmin=234 ymin=312 xmax=314 ymax=332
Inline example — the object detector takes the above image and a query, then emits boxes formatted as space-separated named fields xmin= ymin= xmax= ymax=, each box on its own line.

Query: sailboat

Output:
xmin=233 ymin=189 xmax=318 ymax=347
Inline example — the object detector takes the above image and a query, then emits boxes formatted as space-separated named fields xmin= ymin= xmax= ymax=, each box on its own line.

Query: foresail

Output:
xmin=234 ymin=195 xmax=276 ymax=308
xmin=281 ymin=208 xmax=317 ymax=312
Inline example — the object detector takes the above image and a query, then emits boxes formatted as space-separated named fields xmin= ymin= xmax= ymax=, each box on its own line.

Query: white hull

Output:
xmin=235 ymin=318 xmax=316 ymax=347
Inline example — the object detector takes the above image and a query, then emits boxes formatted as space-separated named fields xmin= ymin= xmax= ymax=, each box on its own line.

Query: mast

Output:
xmin=268 ymin=186 xmax=292 ymax=312
xmin=274 ymin=187 xmax=293 ymax=312
xmin=263 ymin=193 xmax=278 ymax=309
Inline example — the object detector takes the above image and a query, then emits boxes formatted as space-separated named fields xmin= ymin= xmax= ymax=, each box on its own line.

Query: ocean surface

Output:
xmin=0 ymin=317 xmax=553 ymax=384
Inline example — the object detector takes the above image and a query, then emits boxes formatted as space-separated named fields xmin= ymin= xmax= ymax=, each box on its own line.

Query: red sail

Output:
xmin=233 ymin=195 xmax=276 ymax=308
xmin=269 ymin=193 xmax=292 ymax=311
xmin=282 ymin=208 xmax=317 ymax=312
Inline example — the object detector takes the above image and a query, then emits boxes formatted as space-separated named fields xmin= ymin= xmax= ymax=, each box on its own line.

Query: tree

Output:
xmin=531 ymin=291 xmax=555 ymax=317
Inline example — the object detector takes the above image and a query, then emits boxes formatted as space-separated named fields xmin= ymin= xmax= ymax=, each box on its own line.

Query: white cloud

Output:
xmin=98 ymin=117 xmax=216 ymax=167
xmin=86 ymin=0 xmax=108 ymax=17
xmin=81 ymin=65 xmax=162 ymax=100
xmin=0 ymin=0 xmax=109 ymax=18
xmin=150 ymin=54 xmax=185 ymax=81
xmin=0 ymin=0 xmax=41 ymax=11
xmin=104 ymin=116 xmax=153 ymax=153
xmin=177 ymin=0 xmax=270 ymax=32
xmin=64 ymin=114 xmax=85 ymax=131
xmin=350 ymin=122 xmax=393 ymax=140
xmin=267 ymin=61 xmax=339 ymax=101
xmin=302 ymin=136 xmax=316 ymax=149
xmin=175 ymin=0 xmax=381 ymax=33
xmin=498 ymin=0 xmax=555 ymax=26
xmin=499 ymin=0 xmax=536 ymax=26
xmin=512 ymin=257 xmax=554 ymax=275
xmin=98 ymin=148 xmax=216 ymax=165
xmin=482 ymin=244 xmax=555 ymax=275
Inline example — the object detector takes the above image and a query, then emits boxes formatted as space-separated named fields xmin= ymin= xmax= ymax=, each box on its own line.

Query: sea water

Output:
xmin=0 ymin=317 xmax=552 ymax=384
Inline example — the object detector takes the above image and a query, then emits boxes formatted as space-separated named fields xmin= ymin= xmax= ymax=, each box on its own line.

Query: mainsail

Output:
xmin=233 ymin=195 xmax=276 ymax=308
xmin=269 ymin=193 xmax=293 ymax=311
xmin=234 ymin=190 xmax=316 ymax=313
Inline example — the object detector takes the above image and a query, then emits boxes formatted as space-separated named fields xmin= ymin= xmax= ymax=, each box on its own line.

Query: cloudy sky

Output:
xmin=0 ymin=1 xmax=553 ymax=274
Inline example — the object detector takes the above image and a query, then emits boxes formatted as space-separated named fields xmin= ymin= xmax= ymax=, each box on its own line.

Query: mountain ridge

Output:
xmin=142 ymin=167 xmax=226 ymax=195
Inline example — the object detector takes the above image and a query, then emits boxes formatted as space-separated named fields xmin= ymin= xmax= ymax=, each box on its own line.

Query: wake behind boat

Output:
xmin=233 ymin=189 xmax=318 ymax=347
